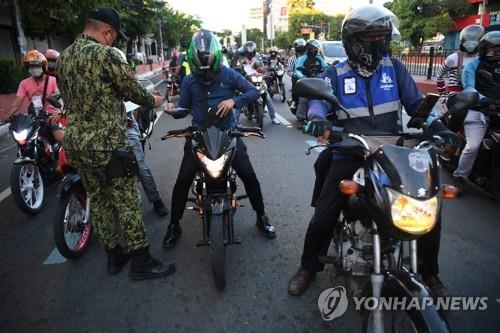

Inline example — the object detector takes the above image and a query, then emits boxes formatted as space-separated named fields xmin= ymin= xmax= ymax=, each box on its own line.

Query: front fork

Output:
xmin=370 ymin=232 xmax=419 ymax=333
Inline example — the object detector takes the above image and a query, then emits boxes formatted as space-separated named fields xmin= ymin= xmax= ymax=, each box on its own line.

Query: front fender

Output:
xmin=363 ymin=269 xmax=451 ymax=332
xmin=56 ymin=173 xmax=82 ymax=199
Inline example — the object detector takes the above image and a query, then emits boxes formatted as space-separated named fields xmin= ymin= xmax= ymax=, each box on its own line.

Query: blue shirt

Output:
xmin=174 ymin=67 xmax=259 ymax=129
xmin=462 ymin=59 xmax=485 ymax=100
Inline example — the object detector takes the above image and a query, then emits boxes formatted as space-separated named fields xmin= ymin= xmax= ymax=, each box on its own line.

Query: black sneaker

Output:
xmin=453 ymin=176 xmax=465 ymax=196
xmin=106 ymin=245 xmax=130 ymax=275
xmin=153 ymin=199 xmax=169 ymax=217
xmin=256 ymin=215 xmax=276 ymax=239
xmin=297 ymin=119 xmax=305 ymax=130
xmin=163 ymin=223 xmax=183 ymax=249
xmin=129 ymin=247 xmax=175 ymax=281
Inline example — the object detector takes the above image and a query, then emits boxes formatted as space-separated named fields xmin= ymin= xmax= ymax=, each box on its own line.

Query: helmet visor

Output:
xmin=190 ymin=32 xmax=222 ymax=72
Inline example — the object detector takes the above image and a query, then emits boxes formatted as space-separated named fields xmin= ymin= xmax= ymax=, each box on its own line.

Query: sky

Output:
xmin=167 ymin=0 xmax=390 ymax=33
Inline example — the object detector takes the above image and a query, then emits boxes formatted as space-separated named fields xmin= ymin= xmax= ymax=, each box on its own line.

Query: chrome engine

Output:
xmin=340 ymin=220 xmax=373 ymax=277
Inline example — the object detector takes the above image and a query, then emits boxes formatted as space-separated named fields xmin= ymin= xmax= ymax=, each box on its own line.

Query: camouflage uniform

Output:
xmin=57 ymin=34 xmax=155 ymax=250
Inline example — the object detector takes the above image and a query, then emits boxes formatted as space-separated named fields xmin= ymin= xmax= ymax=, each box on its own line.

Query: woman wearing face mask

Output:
xmin=1 ymin=50 xmax=64 ymax=143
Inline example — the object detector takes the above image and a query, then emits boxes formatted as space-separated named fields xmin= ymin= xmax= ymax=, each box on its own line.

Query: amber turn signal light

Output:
xmin=339 ymin=180 xmax=359 ymax=195
xmin=442 ymin=185 xmax=458 ymax=200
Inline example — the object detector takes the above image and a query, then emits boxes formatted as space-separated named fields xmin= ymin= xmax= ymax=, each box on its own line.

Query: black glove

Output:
xmin=429 ymin=120 xmax=461 ymax=152
xmin=303 ymin=119 xmax=331 ymax=137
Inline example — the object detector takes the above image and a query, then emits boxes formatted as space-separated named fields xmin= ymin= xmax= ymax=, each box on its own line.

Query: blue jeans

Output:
xmin=234 ymin=93 xmax=277 ymax=123
xmin=127 ymin=120 xmax=161 ymax=203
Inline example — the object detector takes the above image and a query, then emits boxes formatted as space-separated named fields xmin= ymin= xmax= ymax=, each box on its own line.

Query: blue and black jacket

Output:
xmin=308 ymin=57 xmax=423 ymax=134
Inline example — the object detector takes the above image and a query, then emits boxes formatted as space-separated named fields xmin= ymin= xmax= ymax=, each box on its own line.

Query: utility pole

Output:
xmin=480 ymin=0 xmax=488 ymax=27
xmin=13 ymin=0 xmax=26 ymax=60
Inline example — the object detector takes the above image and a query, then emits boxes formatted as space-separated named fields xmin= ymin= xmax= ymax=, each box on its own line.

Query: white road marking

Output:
xmin=274 ymin=112 xmax=293 ymax=128
xmin=153 ymin=79 xmax=164 ymax=88
xmin=305 ymin=139 xmax=326 ymax=153
xmin=0 ymin=187 xmax=11 ymax=203
xmin=43 ymin=247 xmax=67 ymax=265
xmin=0 ymin=143 xmax=16 ymax=153
xmin=154 ymin=109 xmax=163 ymax=126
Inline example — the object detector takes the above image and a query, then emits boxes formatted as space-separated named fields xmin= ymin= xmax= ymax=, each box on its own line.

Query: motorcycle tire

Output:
xmin=244 ymin=105 xmax=252 ymax=120
xmin=209 ymin=212 xmax=227 ymax=290
xmin=10 ymin=163 xmax=45 ymax=215
xmin=54 ymin=185 xmax=92 ymax=259
xmin=255 ymin=103 xmax=264 ymax=130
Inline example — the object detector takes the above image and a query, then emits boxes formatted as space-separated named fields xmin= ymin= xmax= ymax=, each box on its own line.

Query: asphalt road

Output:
xmin=0 ymin=78 xmax=499 ymax=333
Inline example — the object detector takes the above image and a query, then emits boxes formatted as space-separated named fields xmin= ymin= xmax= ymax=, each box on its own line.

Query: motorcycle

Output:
xmin=241 ymin=72 xmax=266 ymax=130
xmin=265 ymin=58 xmax=286 ymax=103
xmin=8 ymin=94 xmax=63 ymax=215
xmin=161 ymin=108 xmax=265 ymax=290
xmin=295 ymin=78 xmax=456 ymax=333
xmin=165 ymin=67 xmax=181 ymax=99
xmin=438 ymin=70 xmax=500 ymax=198
xmin=53 ymin=146 xmax=91 ymax=259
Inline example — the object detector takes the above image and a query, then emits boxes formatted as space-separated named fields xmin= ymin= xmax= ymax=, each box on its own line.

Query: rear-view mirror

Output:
xmin=293 ymin=78 xmax=339 ymax=106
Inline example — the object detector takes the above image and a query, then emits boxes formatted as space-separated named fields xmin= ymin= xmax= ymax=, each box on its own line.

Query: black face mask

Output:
xmin=357 ymin=39 xmax=386 ymax=70
xmin=307 ymin=49 xmax=318 ymax=57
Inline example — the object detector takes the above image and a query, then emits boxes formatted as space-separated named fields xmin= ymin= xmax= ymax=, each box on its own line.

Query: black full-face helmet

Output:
xmin=478 ymin=31 xmax=500 ymax=64
xmin=187 ymin=29 xmax=223 ymax=85
xmin=341 ymin=5 xmax=401 ymax=70
xmin=243 ymin=41 xmax=257 ymax=59
xmin=305 ymin=39 xmax=321 ymax=57
xmin=293 ymin=38 xmax=306 ymax=54
xmin=460 ymin=24 xmax=485 ymax=54
xmin=270 ymin=46 xmax=278 ymax=58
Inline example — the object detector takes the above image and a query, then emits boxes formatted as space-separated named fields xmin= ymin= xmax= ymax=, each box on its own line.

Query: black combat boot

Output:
xmin=128 ymin=246 xmax=175 ymax=281
xmin=106 ymin=244 xmax=130 ymax=275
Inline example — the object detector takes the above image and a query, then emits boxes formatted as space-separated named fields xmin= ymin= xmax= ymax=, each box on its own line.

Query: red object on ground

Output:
xmin=413 ymin=76 xmax=438 ymax=95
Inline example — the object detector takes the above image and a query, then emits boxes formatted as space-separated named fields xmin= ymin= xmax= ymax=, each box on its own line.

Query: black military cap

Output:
xmin=87 ymin=7 xmax=127 ymax=41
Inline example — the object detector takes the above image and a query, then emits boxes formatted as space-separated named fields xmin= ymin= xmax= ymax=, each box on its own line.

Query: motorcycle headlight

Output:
xmin=13 ymin=129 xmax=28 ymax=143
xmin=251 ymin=75 xmax=263 ymax=83
xmin=386 ymin=188 xmax=438 ymax=235
xmin=197 ymin=151 xmax=231 ymax=179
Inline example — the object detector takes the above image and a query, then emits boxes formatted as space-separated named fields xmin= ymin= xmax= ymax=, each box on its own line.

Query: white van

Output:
xmin=319 ymin=41 xmax=348 ymax=65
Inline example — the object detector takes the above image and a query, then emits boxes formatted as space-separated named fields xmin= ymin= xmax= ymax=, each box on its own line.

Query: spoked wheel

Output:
xmin=255 ymin=103 xmax=264 ymax=130
xmin=10 ymin=163 xmax=45 ymax=215
xmin=209 ymin=212 xmax=227 ymax=290
xmin=54 ymin=185 xmax=92 ymax=258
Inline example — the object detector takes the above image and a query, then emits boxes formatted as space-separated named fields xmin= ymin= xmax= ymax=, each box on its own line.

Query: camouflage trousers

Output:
xmin=67 ymin=150 xmax=149 ymax=251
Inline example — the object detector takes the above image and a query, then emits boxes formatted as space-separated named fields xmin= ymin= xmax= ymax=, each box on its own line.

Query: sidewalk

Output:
xmin=0 ymin=67 xmax=164 ymax=138
xmin=413 ymin=75 xmax=438 ymax=94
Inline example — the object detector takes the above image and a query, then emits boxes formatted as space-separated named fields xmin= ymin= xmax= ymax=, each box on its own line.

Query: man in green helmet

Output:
xmin=163 ymin=29 xmax=277 ymax=248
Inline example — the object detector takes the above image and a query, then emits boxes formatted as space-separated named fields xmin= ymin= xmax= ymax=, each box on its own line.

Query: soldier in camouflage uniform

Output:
xmin=57 ymin=7 xmax=175 ymax=280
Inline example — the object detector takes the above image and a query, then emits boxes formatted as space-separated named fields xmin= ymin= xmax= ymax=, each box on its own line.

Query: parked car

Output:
xmin=319 ymin=41 xmax=348 ymax=65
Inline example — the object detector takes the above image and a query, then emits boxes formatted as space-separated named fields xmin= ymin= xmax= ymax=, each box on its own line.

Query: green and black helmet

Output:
xmin=187 ymin=29 xmax=223 ymax=84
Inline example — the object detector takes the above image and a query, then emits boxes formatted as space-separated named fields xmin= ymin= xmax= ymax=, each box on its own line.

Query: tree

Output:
xmin=17 ymin=0 xmax=121 ymax=42
xmin=386 ymin=0 xmax=471 ymax=49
